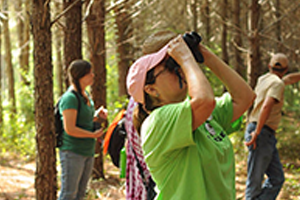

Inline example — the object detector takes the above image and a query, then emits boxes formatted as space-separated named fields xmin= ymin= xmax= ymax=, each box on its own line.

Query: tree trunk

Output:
xmin=275 ymin=0 xmax=282 ymax=52
xmin=2 ymin=0 xmax=16 ymax=115
xmin=221 ymin=0 xmax=229 ymax=64
xmin=203 ymin=0 xmax=210 ymax=43
xmin=54 ymin=1 xmax=64 ymax=96
xmin=191 ymin=0 xmax=198 ymax=32
xmin=15 ymin=0 xmax=30 ymax=85
xmin=86 ymin=0 xmax=107 ymax=179
xmin=248 ymin=0 xmax=262 ymax=89
xmin=232 ymin=0 xmax=245 ymax=78
xmin=246 ymin=0 xmax=262 ymax=118
xmin=32 ymin=0 xmax=57 ymax=199
xmin=63 ymin=0 xmax=82 ymax=90
xmin=24 ymin=0 xmax=31 ymax=83
xmin=114 ymin=0 xmax=133 ymax=97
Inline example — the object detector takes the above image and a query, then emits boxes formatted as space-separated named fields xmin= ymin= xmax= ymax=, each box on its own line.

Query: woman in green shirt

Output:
xmin=58 ymin=60 xmax=107 ymax=200
xmin=126 ymin=34 xmax=255 ymax=199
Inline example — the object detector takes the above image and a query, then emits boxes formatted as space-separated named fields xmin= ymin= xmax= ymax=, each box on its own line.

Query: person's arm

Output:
xmin=63 ymin=109 xmax=105 ymax=138
xmin=283 ymin=72 xmax=300 ymax=85
xmin=199 ymin=44 xmax=256 ymax=122
xmin=245 ymin=97 xmax=276 ymax=149
xmin=168 ymin=36 xmax=215 ymax=130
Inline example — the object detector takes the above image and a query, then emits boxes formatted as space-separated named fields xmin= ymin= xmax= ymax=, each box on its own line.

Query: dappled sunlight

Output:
xmin=1 ymin=115 xmax=300 ymax=199
xmin=0 ymin=163 xmax=35 ymax=199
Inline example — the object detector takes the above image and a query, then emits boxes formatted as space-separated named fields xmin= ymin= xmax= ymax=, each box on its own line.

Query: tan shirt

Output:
xmin=249 ymin=73 xmax=285 ymax=130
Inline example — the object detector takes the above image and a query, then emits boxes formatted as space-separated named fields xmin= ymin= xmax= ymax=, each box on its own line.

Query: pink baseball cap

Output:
xmin=126 ymin=44 xmax=168 ymax=104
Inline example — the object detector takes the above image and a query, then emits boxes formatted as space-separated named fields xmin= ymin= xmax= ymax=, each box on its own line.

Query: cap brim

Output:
xmin=126 ymin=44 xmax=168 ymax=104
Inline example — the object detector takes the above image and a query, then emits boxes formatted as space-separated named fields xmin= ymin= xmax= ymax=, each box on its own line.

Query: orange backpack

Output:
xmin=103 ymin=109 xmax=126 ymax=167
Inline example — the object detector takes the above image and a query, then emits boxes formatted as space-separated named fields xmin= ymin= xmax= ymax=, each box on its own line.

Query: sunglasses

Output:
xmin=147 ymin=67 xmax=168 ymax=84
xmin=146 ymin=57 xmax=182 ymax=85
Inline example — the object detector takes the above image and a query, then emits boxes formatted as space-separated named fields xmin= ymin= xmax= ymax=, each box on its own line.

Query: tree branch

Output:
xmin=42 ymin=0 xmax=51 ymax=27
xmin=82 ymin=0 xmax=95 ymax=22
xmin=260 ymin=2 xmax=300 ymax=34
xmin=51 ymin=0 xmax=83 ymax=27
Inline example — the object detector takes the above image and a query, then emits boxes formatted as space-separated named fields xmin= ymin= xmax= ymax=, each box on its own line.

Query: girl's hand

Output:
xmin=95 ymin=106 xmax=108 ymax=120
xmin=93 ymin=128 xmax=105 ymax=138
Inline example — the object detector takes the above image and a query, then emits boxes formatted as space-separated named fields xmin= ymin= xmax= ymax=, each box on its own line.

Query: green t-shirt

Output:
xmin=59 ymin=90 xmax=96 ymax=157
xmin=141 ymin=93 xmax=240 ymax=200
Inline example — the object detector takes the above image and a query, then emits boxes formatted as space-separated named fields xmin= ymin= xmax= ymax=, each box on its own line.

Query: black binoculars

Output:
xmin=166 ymin=31 xmax=204 ymax=70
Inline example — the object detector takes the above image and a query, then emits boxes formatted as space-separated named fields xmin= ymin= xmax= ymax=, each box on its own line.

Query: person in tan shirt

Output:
xmin=244 ymin=53 xmax=300 ymax=200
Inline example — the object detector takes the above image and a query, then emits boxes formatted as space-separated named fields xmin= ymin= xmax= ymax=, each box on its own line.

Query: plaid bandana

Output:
xmin=125 ymin=97 xmax=152 ymax=200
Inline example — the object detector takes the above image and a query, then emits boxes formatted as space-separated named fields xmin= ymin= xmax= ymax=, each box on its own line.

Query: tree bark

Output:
xmin=232 ymin=0 xmax=245 ymax=78
xmin=275 ymin=0 xmax=282 ymax=52
xmin=86 ymin=0 xmax=107 ymax=179
xmin=3 ymin=0 xmax=16 ymax=115
xmin=32 ymin=0 xmax=57 ymax=198
xmin=221 ymin=0 xmax=229 ymax=64
xmin=63 ymin=0 xmax=82 ymax=89
xmin=15 ymin=0 xmax=30 ymax=85
xmin=114 ymin=0 xmax=133 ymax=97
xmin=203 ymin=0 xmax=210 ymax=43
xmin=54 ymin=1 xmax=64 ymax=96
xmin=248 ymin=0 xmax=262 ymax=89
xmin=191 ymin=0 xmax=198 ymax=32
xmin=24 ymin=0 xmax=31 ymax=83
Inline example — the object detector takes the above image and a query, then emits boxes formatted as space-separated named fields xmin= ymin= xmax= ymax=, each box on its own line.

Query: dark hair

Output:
xmin=68 ymin=59 xmax=92 ymax=103
xmin=133 ymin=103 xmax=148 ymax=135
xmin=133 ymin=65 xmax=163 ymax=134
xmin=133 ymin=31 xmax=175 ymax=134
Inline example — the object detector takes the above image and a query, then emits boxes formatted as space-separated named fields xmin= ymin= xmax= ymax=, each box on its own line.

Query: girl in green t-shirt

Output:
xmin=58 ymin=60 xmax=107 ymax=200
xmin=126 ymin=33 xmax=255 ymax=199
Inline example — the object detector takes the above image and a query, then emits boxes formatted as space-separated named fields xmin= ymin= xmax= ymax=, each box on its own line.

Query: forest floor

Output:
xmin=0 ymin=114 xmax=300 ymax=199
xmin=0 ymin=150 xmax=299 ymax=199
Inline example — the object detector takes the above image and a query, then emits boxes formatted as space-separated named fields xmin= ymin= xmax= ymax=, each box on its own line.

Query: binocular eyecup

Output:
xmin=166 ymin=31 xmax=204 ymax=70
